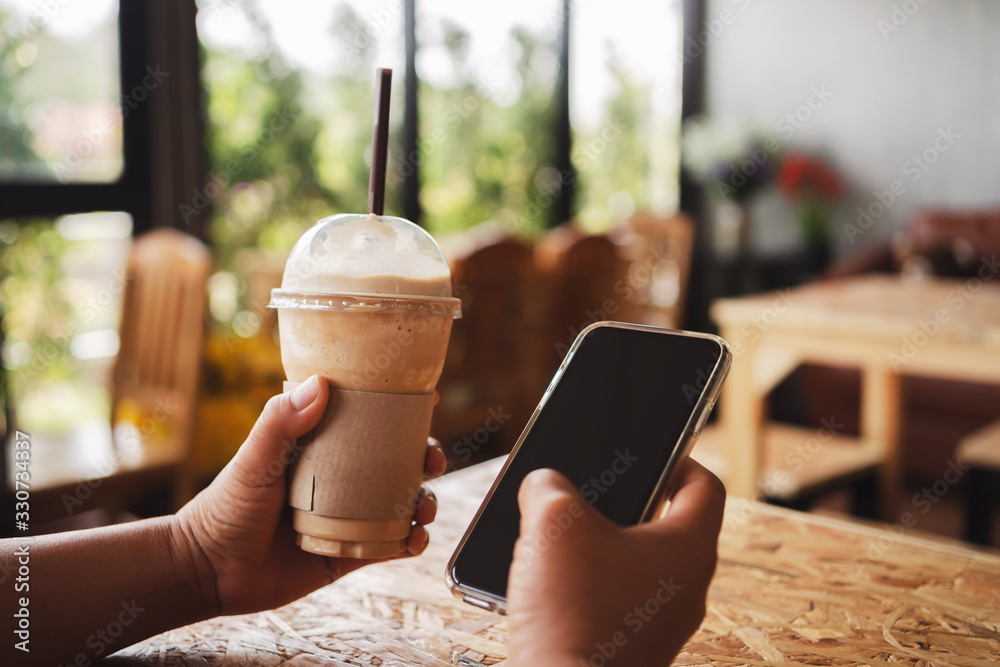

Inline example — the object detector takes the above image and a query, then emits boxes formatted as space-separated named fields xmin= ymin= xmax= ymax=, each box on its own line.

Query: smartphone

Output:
xmin=445 ymin=321 xmax=731 ymax=613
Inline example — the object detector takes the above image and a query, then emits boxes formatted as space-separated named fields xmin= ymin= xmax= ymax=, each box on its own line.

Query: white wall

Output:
xmin=703 ymin=0 xmax=1000 ymax=257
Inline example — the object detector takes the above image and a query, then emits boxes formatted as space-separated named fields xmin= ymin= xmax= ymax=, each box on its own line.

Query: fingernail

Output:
xmin=290 ymin=376 xmax=321 ymax=411
xmin=419 ymin=488 xmax=436 ymax=509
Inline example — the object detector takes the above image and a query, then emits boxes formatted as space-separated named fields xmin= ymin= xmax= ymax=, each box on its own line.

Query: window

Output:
xmin=196 ymin=0 xmax=406 ymax=268
xmin=196 ymin=0 xmax=685 ymax=288
xmin=571 ymin=0 xmax=683 ymax=230
xmin=415 ymin=0 xmax=560 ymax=236
xmin=1 ymin=0 xmax=123 ymax=183
xmin=0 ymin=1 xmax=152 ymax=222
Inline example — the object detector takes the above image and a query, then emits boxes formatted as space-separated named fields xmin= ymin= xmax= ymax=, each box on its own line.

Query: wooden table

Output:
xmin=707 ymin=275 xmax=1000 ymax=514
xmin=122 ymin=457 xmax=1000 ymax=665
xmin=4 ymin=421 xmax=185 ymax=529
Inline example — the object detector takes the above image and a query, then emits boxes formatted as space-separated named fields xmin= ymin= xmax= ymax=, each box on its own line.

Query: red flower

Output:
xmin=778 ymin=153 xmax=843 ymax=203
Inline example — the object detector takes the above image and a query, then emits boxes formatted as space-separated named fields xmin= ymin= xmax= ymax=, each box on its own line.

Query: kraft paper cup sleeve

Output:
xmin=285 ymin=381 xmax=434 ymax=521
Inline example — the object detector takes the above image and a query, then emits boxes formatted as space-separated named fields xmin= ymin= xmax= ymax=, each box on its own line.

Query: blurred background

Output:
xmin=1 ymin=1 xmax=999 ymax=549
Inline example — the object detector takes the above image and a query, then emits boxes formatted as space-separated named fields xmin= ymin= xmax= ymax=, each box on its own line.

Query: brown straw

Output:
xmin=367 ymin=68 xmax=393 ymax=216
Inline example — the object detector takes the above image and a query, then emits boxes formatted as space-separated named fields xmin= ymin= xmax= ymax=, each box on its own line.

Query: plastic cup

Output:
xmin=269 ymin=213 xmax=461 ymax=558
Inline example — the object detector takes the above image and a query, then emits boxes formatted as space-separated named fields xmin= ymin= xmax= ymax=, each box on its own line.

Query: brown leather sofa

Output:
xmin=799 ymin=210 xmax=1000 ymax=480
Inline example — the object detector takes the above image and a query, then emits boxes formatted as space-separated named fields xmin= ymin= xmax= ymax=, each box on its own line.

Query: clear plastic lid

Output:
xmin=269 ymin=213 xmax=461 ymax=317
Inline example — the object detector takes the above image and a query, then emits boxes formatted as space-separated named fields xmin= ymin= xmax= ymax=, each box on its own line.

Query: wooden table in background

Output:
xmin=124 ymin=457 xmax=1000 ymax=665
xmin=706 ymin=275 xmax=1000 ymax=515
xmin=5 ymin=421 xmax=185 ymax=530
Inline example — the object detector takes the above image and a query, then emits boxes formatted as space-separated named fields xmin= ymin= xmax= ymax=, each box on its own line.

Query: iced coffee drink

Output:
xmin=270 ymin=213 xmax=460 ymax=559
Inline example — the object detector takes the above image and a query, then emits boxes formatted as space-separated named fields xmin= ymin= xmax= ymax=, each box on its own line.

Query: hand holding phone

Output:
xmin=447 ymin=322 xmax=731 ymax=612
xmin=506 ymin=460 xmax=726 ymax=666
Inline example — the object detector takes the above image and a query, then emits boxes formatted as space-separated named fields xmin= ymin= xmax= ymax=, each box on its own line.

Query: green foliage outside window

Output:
xmin=200 ymin=2 xmax=566 ymax=279
xmin=0 ymin=4 xmax=49 ymax=178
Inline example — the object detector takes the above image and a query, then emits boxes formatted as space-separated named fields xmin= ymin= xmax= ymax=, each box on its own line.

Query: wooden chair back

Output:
xmin=112 ymin=228 xmax=211 ymax=506
xmin=433 ymin=231 xmax=536 ymax=461
xmin=534 ymin=223 xmax=629 ymax=377
xmin=612 ymin=212 xmax=695 ymax=329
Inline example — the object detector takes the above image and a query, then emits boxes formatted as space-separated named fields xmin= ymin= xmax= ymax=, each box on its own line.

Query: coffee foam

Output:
xmin=281 ymin=214 xmax=452 ymax=297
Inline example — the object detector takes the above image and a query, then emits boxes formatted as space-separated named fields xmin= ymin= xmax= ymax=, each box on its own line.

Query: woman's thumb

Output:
xmin=517 ymin=468 xmax=588 ymax=534
xmin=228 ymin=375 xmax=328 ymax=487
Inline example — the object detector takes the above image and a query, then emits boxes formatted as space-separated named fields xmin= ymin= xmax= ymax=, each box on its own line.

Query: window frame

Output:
xmin=0 ymin=2 xmax=154 ymax=233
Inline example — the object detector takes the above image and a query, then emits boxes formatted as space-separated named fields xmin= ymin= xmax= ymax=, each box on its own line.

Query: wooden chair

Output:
xmin=234 ymin=248 xmax=286 ymax=340
xmin=533 ymin=223 xmax=629 ymax=382
xmin=611 ymin=212 xmax=695 ymax=329
xmin=958 ymin=420 xmax=1000 ymax=545
xmin=111 ymin=228 xmax=211 ymax=508
xmin=433 ymin=229 xmax=537 ymax=465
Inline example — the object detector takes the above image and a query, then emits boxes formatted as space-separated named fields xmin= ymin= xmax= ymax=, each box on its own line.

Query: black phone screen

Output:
xmin=450 ymin=325 xmax=725 ymax=601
